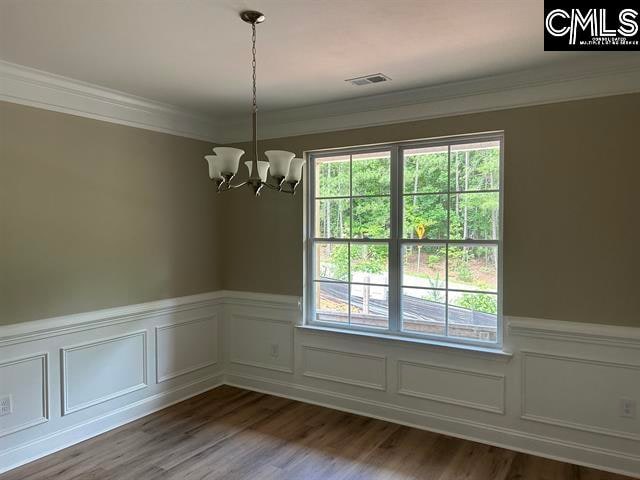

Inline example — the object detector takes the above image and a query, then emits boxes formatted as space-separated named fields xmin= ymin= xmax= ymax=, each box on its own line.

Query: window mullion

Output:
xmin=348 ymin=154 xmax=353 ymax=326
xmin=388 ymin=145 xmax=401 ymax=334
xmin=445 ymin=144 xmax=451 ymax=338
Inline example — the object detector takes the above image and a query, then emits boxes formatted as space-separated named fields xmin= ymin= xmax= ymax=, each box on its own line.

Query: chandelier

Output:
xmin=204 ymin=10 xmax=304 ymax=196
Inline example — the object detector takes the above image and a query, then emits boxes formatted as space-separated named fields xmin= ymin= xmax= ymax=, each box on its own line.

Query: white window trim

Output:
xmin=303 ymin=131 xmax=504 ymax=350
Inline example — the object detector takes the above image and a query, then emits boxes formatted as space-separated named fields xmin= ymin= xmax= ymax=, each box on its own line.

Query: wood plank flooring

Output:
xmin=2 ymin=386 xmax=633 ymax=480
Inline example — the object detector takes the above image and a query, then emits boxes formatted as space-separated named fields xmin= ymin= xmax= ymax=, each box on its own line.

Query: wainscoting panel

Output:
xmin=2 ymin=292 xmax=639 ymax=477
xmin=61 ymin=331 xmax=148 ymax=415
xmin=0 ymin=354 xmax=48 ymax=437
xmin=521 ymin=351 xmax=640 ymax=441
xmin=0 ymin=291 xmax=224 ymax=474
xmin=155 ymin=316 xmax=219 ymax=383
xmin=301 ymin=345 xmax=386 ymax=391
xmin=397 ymin=360 xmax=505 ymax=414
xmin=229 ymin=313 xmax=294 ymax=373
xmin=224 ymin=297 xmax=640 ymax=477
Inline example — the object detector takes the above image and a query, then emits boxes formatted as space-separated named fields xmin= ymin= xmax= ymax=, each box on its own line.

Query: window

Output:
xmin=306 ymin=133 xmax=503 ymax=347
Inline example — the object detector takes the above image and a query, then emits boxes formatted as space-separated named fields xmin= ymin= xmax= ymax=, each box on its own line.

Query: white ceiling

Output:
xmin=0 ymin=0 xmax=612 ymax=122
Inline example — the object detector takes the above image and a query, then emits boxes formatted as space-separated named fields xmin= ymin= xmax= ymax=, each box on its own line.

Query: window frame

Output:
xmin=304 ymin=131 xmax=504 ymax=349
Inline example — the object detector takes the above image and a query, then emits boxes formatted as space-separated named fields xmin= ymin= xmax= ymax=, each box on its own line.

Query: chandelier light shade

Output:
xmin=204 ymin=10 xmax=303 ymax=196
xmin=264 ymin=150 xmax=295 ymax=178
xmin=204 ymin=155 xmax=223 ymax=180
xmin=245 ymin=160 xmax=270 ymax=183
xmin=286 ymin=158 xmax=305 ymax=183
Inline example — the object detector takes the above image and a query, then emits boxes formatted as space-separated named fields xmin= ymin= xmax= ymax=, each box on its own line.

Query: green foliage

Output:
xmin=403 ymin=152 xmax=448 ymax=193
xmin=456 ymin=262 xmax=473 ymax=282
xmin=329 ymin=244 xmax=349 ymax=280
xmin=326 ymin=243 xmax=388 ymax=282
xmin=403 ymin=196 xmax=447 ymax=239
xmin=317 ymin=147 xmax=499 ymax=299
xmin=426 ymin=271 xmax=441 ymax=290
xmin=351 ymin=244 xmax=388 ymax=276
xmin=422 ymin=289 xmax=445 ymax=303
xmin=427 ymin=255 xmax=440 ymax=265
xmin=352 ymin=156 xmax=390 ymax=195
xmin=450 ymin=148 xmax=499 ymax=191
xmin=457 ymin=294 xmax=497 ymax=314
xmin=352 ymin=197 xmax=390 ymax=238
xmin=317 ymin=159 xmax=349 ymax=197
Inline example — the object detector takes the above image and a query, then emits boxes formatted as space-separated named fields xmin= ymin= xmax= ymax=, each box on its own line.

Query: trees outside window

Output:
xmin=308 ymin=134 xmax=502 ymax=346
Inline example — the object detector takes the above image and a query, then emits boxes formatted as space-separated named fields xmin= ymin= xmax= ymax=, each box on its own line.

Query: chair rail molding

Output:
xmin=1 ymin=291 xmax=639 ymax=477
xmin=508 ymin=316 xmax=640 ymax=349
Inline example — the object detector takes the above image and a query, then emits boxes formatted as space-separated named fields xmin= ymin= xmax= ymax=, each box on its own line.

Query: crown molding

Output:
xmin=218 ymin=55 xmax=640 ymax=143
xmin=0 ymin=60 xmax=221 ymax=142
xmin=3 ymin=56 xmax=640 ymax=145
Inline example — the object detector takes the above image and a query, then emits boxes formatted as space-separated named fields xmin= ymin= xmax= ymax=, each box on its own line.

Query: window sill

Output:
xmin=296 ymin=324 xmax=513 ymax=360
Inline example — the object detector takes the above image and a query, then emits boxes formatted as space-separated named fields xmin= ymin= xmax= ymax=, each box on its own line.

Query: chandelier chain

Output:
xmin=205 ymin=11 xmax=301 ymax=197
xmin=252 ymin=22 xmax=257 ymax=113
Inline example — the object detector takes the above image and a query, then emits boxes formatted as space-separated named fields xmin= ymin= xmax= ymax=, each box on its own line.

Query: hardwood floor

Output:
xmin=2 ymin=386 xmax=633 ymax=480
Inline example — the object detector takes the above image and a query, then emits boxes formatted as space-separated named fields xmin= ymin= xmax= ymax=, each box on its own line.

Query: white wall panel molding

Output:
xmin=61 ymin=331 xmax=148 ymax=415
xmin=0 ymin=60 xmax=221 ymax=142
xmin=155 ymin=315 xmax=219 ymax=383
xmin=397 ymin=360 xmax=505 ymax=414
xmin=0 ymin=291 xmax=225 ymax=474
xmin=221 ymin=292 xmax=640 ymax=477
xmin=521 ymin=350 xmax=640 ymax=442
xmin=508 ymin=316 xmax=640 ymax=349
xmin=301 ymin=345 xmax=386 ymax=391
xmin=0 ymin=353 xmax=49 ymax=437
xmin=228 ymin=313 xmax=294 ymax=373
xmin=1 ymin=291 xmax=639 ymax=476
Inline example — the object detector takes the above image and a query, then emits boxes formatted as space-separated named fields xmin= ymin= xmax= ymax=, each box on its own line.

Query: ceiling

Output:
xmin=0 ymin=0 xmax=618 ymax=121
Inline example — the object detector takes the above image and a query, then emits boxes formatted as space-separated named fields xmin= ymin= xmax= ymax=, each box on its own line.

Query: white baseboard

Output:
xmin=1 ymin=290 xmax=638 ymax=477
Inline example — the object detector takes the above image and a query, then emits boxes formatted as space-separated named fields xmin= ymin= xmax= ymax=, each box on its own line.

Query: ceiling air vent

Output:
xmin=346 ymin=73 xmax=391 ymax=86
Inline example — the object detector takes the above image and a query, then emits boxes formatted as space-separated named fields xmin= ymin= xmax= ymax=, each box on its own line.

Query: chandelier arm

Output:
xmin=285 ymin=181 xmax=300 ymax=194
xmin=229 ymin=181 xmax=249 ymax=190
xmin=217 ymin=180 xmax=249 ymax=192
xmin=261 ymin=181 xmax=280 ymax=191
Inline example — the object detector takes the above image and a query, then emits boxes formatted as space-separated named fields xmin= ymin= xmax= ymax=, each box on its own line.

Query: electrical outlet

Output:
xmin=620 ymin=398 xmax=636 ymax=419
xmin=269 ymin=344 xmax=279 ymax=358
xmin=0 ymin=395 xmax=12 ymax=417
